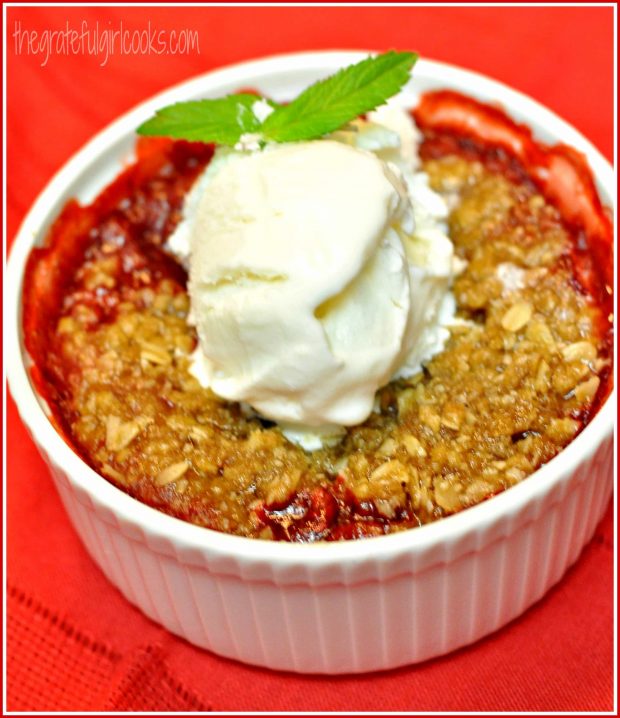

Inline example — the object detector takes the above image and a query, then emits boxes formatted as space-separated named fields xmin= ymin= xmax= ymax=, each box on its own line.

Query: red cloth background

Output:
xmin=6 ymin=5 xmax=615 ymax=712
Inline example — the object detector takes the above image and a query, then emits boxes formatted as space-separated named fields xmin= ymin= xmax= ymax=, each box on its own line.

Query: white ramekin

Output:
xmin=6 ymin=51 xmax=614 ymax=674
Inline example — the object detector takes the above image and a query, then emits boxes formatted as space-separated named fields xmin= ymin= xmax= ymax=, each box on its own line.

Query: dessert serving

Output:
xmin=22 ymin=53 xmax=613 ymax=543
xmin=8 ymin=50 xmax=614 ymax=673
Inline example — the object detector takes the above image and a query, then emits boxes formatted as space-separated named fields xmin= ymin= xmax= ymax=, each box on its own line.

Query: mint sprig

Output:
xmin=137 ymin=94 xmax=269 ymax=146
xmin=261 ymin=51 xmax=418 ymax=142
xmin=137 ymin=51 xmax=418 ymax=147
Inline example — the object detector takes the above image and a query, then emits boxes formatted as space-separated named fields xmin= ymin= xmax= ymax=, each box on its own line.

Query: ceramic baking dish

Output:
xmin=6 ymin=51 xmax=614 ymax=673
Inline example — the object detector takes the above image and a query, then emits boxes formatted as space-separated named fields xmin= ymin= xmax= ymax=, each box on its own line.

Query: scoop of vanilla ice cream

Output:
xmin=353 ymin=103 xmax=460 ymax=378
xmin=167 ymin=104 xmax=461 ymax=448
xmin=307 ymin=105 xmax=461 ymax=385
xmin=186 ymin=140 xmax=414 ymax=429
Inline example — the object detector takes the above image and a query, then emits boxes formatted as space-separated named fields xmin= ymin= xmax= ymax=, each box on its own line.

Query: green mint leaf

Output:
xmin=136 ymin=52 xmax=419 ymax=146
xmin=137 ymin=94 xmax=267 ymax=146
xmin=260 ymin=51 xmax=418 ymax=142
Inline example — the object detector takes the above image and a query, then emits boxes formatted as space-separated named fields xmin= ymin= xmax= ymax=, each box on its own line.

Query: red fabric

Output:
xmin=6 ymin=6 xmax=614 ymax=712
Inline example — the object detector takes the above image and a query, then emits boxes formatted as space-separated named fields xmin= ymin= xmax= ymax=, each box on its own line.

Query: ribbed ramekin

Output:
xmin=6 ymin=52 xmax=614 ymax=674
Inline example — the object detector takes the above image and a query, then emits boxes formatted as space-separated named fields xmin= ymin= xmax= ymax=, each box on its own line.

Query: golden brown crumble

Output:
xmin=48 ymin=156 xmax=611 ymax=539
